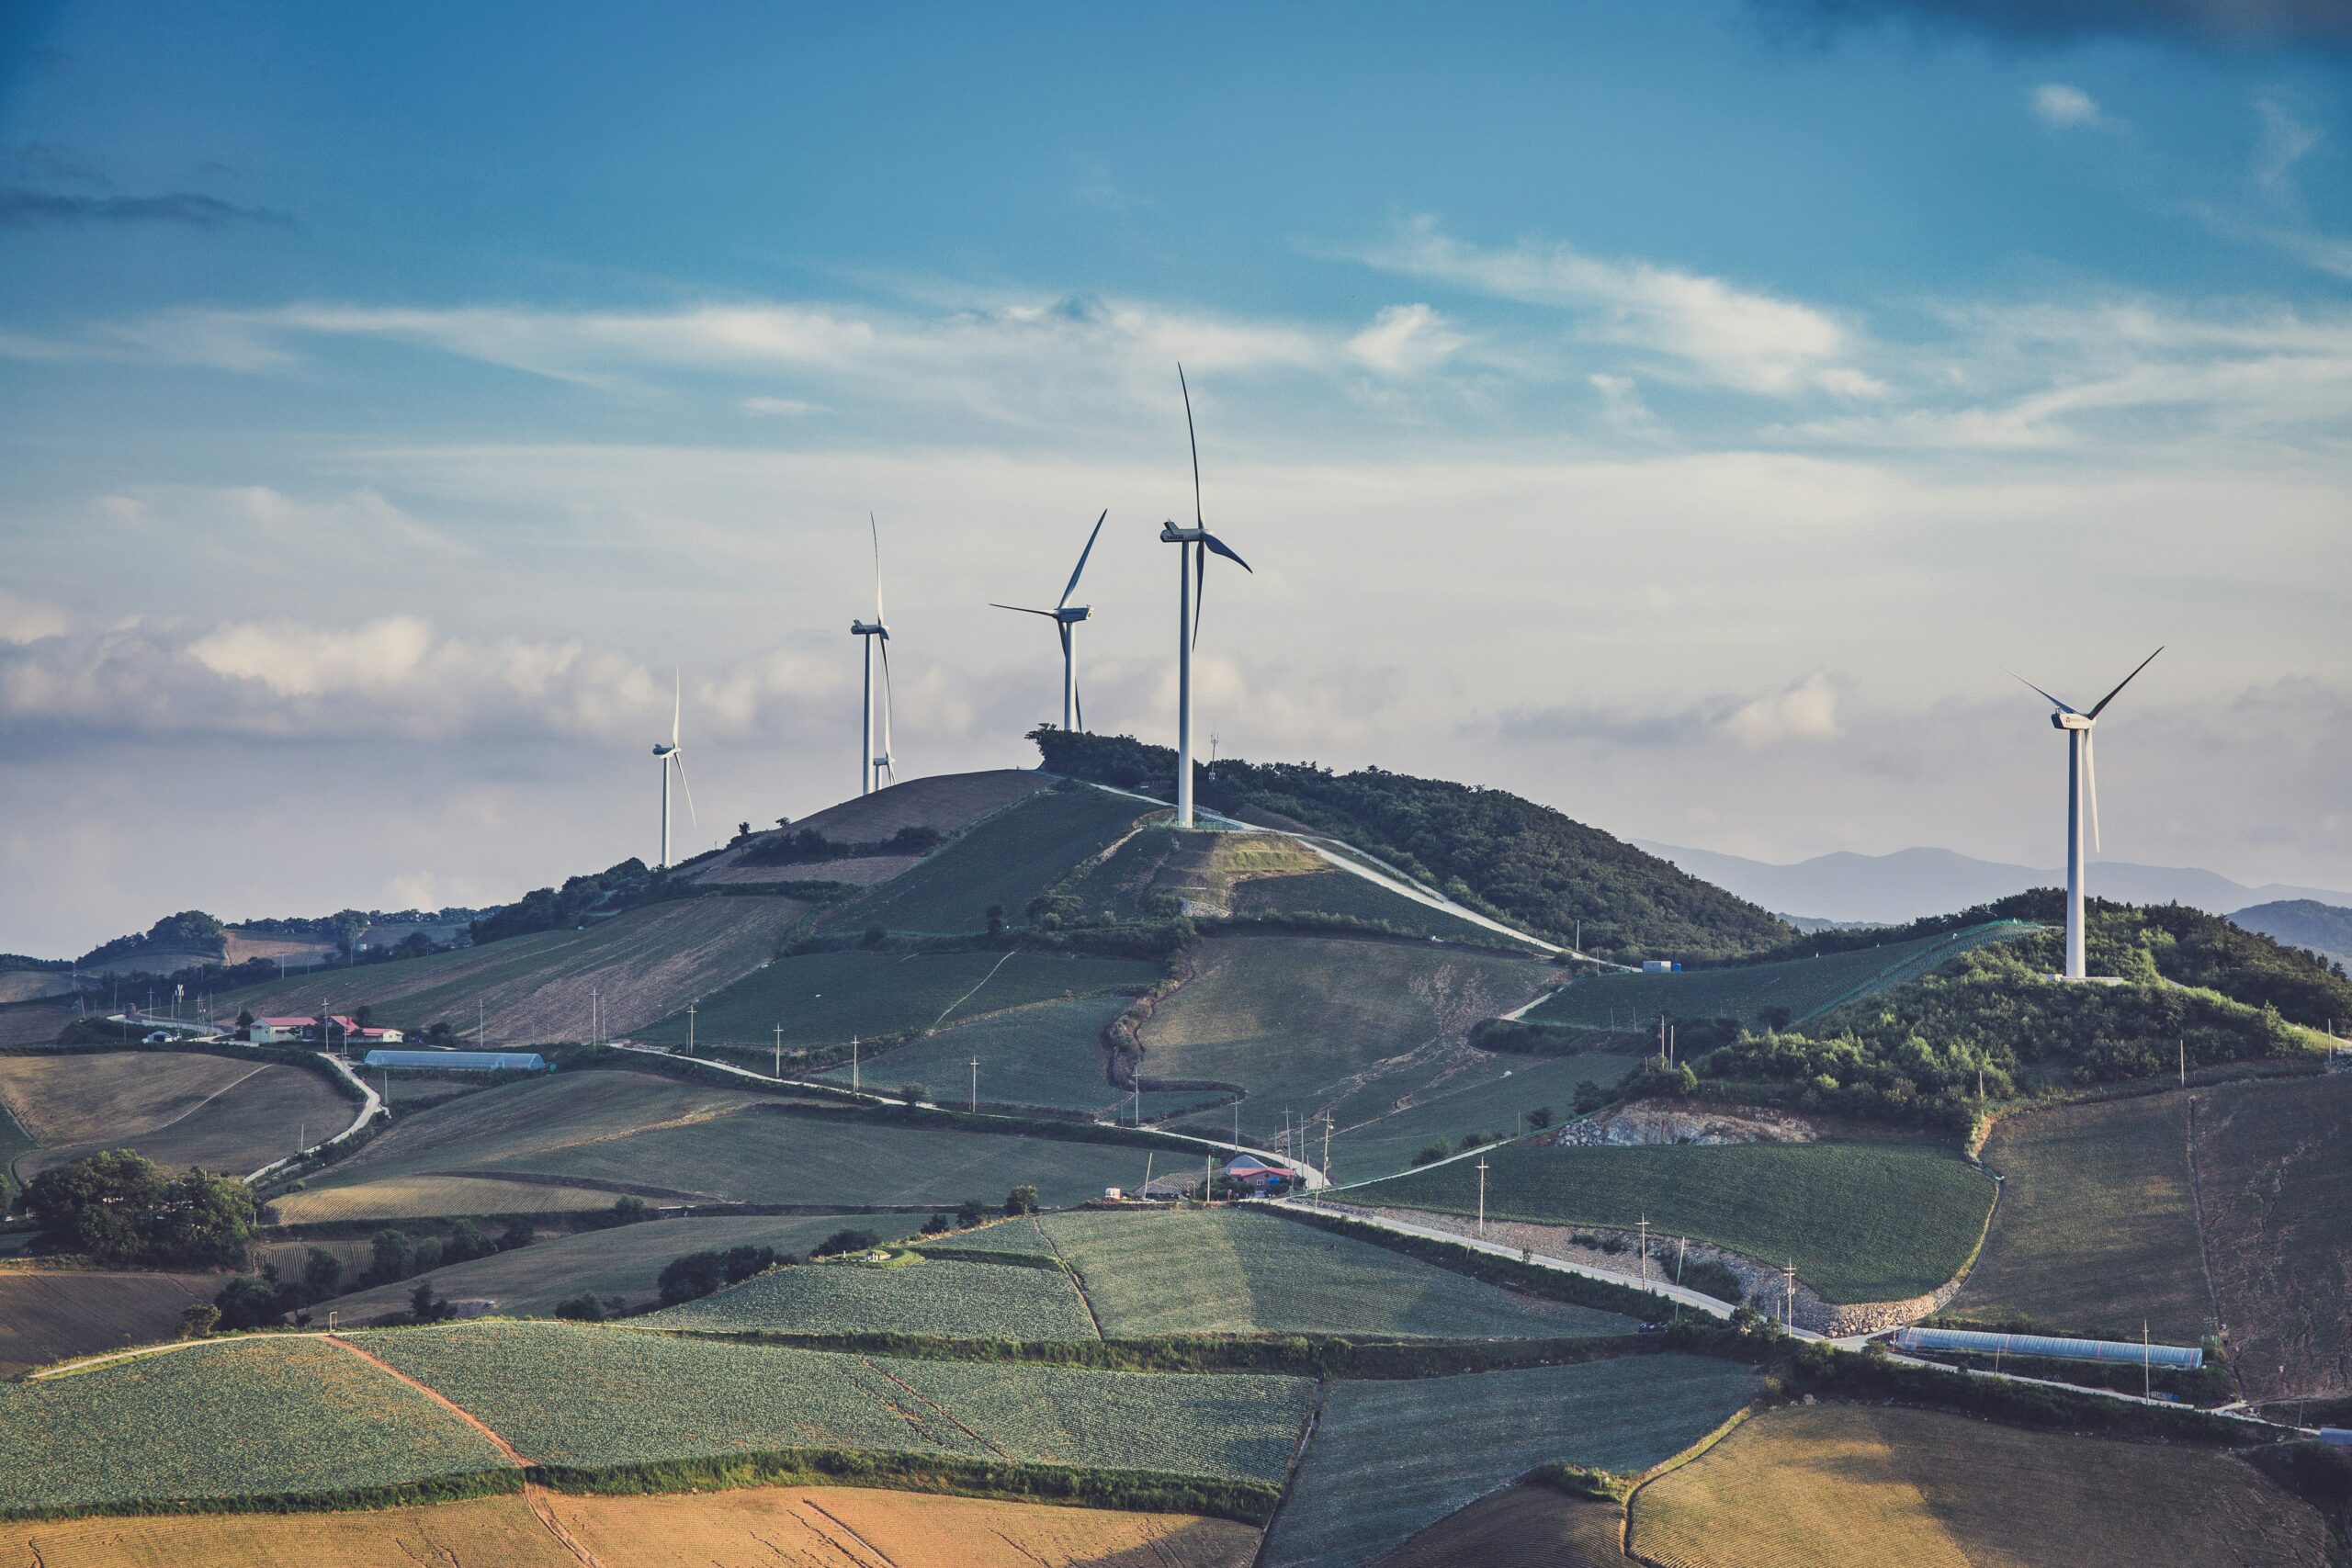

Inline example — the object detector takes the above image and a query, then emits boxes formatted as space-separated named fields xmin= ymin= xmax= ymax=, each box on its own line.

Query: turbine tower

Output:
xmin=992 ymin=510 xmax=1107 ymax=733
xmin=849 ymin=514 xmax=897 ymax=795
xmin=2008 ymin=647 xmax=2163 ymax=980
xmin=1159 ymin=366 xmax=1251 ymax=829
xmin=650 ymin=671 xmax=696 ymax=869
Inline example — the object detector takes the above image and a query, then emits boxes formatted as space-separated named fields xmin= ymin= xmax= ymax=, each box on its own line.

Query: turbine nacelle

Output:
xmin=652 ymin=743 xmax=677 ymax=757
xmin=2052 ymin=713 xmax=2092 ymax=731
xmin=850 ymin=619 xmax=888 ymax=637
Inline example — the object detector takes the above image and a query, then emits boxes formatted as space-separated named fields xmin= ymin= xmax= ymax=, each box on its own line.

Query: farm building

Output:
xmin=1891 ymin=1325 xmax=2203 ymax=1370
xmin=1224 ymin=1156 xmax=1294 ymax=1193
xmin=248 ymin=1015 xmax=403 ymax=1046
xmin=362 ymin=1049 xmax=549 ymax=1073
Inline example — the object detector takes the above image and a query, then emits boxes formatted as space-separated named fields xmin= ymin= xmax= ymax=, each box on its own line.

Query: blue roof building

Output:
xmin=362 ymin=1049 xmax=550 ymax=1073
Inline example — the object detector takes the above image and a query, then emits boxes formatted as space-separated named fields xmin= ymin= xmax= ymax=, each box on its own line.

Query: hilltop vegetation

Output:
xmin=1031 ymin=730 xmax=1791 ymax=962
xmin=2232 ymin=898 xmax=2352 ymax=970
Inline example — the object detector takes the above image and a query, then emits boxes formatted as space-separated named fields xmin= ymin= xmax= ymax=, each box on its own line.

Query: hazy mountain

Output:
xmin=2228 ymin=900 xmax=2352 ymax=970
xmin=1635 ymin=842 xmax=2352 ymax=928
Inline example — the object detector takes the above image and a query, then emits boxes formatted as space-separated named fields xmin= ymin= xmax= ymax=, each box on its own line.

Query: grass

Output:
xmin=208 ymin=895 xmax=813 ymax=1043
xmin=638 ymin=948 xmax=1159 ymax=1050
xmin=1262 ymin=1354 xmax=1760 ymax=1568
xmin=271 ymin=1175 xmax=629 ymax=1225
xmin=1945 ymin=1094 xmax=2212 ymax=1340
xmin=1141 ymin=931 xmax=1553 ymax=1148
xmin=1033 ymin=1207 xmax=1631 ymax=1339
xmin=1228 ymin=868 xmax=1516 ymax=944
xmin=815 ymin=994 xmax=1134 ymax=1112
xmin=0 ymin=1336 xmax=514 ymax=1517
xmin=2191 ymin=1072 xmax=2352 ymax=1401
xmin=359 ymin=1320 xmax=1313 ymax=1483
xmin=1321 ymin=1050 xmax=1644 ymax=1183
xmin=314 ymin=1213 xmax=865 ymax=1322
xmin=1526 ymin=921 xmax=2036 ymax=1032
xmin=0 ymin=1269 xmax=220 ymax=1378
xmin=1628 ymin=1402 xmax=2330 ymax=1568
xmin=650 ymin=1254 xmax=1100 ymax=1339
xmin=1351 ymin=1140 xmax=1996 ymax=1303
xmin=0 ymin=1051 xmax=349 ymax=1181
xmin=0 ymin=1495 xmax=574 ymax=1568
xmin=824 ymin=786 xmax=1151 ymax=936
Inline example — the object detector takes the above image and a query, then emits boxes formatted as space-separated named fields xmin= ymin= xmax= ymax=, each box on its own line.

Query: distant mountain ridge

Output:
xmin=2230 ymin=900 xmax=2352 ymax=969
xmin=1636 ymin=841 xmax=2352 ymax=928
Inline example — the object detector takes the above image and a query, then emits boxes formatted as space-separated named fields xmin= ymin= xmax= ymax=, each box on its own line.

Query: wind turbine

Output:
xmin=650 ymin=671 xmax=696 ymax=869
xmin=2007 ymin=647 xmax=2163 ymax=980
xmin=850 ymin=514 xmax=897 ymax=795
xmin=992 ymin=510 xmax=1107 ymax=733
xmin=1159 ymin=366 xmax=1251 ymax=829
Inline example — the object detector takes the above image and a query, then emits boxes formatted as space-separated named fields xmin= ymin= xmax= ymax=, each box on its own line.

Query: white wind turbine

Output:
xmin=992 ymin=509 xmax=1107 ymax=733
xmin=2007 ymin=647 xmax=2163 ymax=980
xmin=1159 ymin=366 xmax=1252 ymax=829
xmin=850 ymin=513 xmax=898 ymax=796
xmin=650 ymin=671 xmax=697 ymax=869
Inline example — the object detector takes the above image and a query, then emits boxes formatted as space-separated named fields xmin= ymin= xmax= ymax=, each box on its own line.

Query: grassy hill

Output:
xmin=818 ymin=784 xmax=1151 ymax=937
xmin=0 ymin=1049 xmax=349 ymax=1181
xmin=1031 ymin=730 xmax=1792 ymax=963
xmin=1628 ymin=1403 xmax=2329 ymax=1567
xmin=812 ymin=992 xmax=1137 ymax=1114
xmin=2231 ymin=898 xmax=2352 ymax=971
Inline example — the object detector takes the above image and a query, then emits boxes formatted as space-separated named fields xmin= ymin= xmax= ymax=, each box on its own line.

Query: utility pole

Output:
xmin=2143 ymin=1320 xmax=2152 ymax=1400
xmin=852 ymin=1034 xmax=860 ymax=1092
xmin=1638 ymin=1216 xmax=1650 ymax=1284
xmin=1321 ymin=1116 xmax=1331 ymax=1177
xmin=968 ymin=1055 xmax=978 ymax=1112
xmin=1782 ymin=1260 xmax=1797 ymax=1331
xmin=1475 ymin=1157 xmax=1491 ymax=1237
xmin=477 ymin=999 xmax=485 ymax=1051
xmin=774 ymin=1024 xmax=784 ymax=1079
xmin=2178 ymin=1037 xmax=2186 ymax=1089
xmin=685 ymin=1002 xmax=696 ymax=1058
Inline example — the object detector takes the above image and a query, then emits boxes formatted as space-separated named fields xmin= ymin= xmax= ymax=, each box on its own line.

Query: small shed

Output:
xmin=1224 ymin=1156 xmax=1291 ymax=1193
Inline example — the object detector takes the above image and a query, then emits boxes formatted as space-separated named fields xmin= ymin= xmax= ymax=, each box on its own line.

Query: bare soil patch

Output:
xmin=0 ymin=1268 xmax=220 ymax=1378
xmin=0 ymin=1495 xmax=575 ymax=1568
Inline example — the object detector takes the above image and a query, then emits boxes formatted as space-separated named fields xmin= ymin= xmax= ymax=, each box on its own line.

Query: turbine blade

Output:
xmin=2002 ymin=667 xmax=2076 ymax=715
xmin=2086 ymin=729 xmax=2100 ymax=854
xmin=989 ymin=604 xmax=1058 ymax=619
xmin=672 ymin=669 xmax=681 ymax=750
xmin=2086 ymin=646 xmax=2164 ymax=719
xmin=1179 ymin=365 xmax=1202 ymax=528
xmin=869 ymin=512 xmax=886 ymax=625
xmin=1192 ymin=540 xmax=1206 ymax=650
xmin=1058 ymin=509 xmax=1107 ymax=609
xmin=1075 ymin=677 xmax=1084 ymax=733
xmin=673 ymin=753 xmax=698 ymax=827
xmin=877 ymin=636 xmax=896 ymax=773
xmin=1057 ymin=619 xmax=1070 ymax=662
xmin=1200 ymin=530 xmax=1253 ymax=572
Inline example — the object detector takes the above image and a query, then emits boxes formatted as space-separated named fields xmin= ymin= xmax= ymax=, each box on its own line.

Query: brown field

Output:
xmin=0 ymin=1487 xmax=1258 ymax=1568
xmin=691 ymin=768 xmax=1052 ymax=884
xmin=1629 ymin=1403 xmax=2327 ymax=1568
xmin=699 ymin=851 xmax=922 ymax=887
xmin=2 ymin=1053 xmax=352 ymax=1181
xmin=271 ymin=1174 xmax=630 ymax=1224
xmin=1949 ymin=1093 xmax=2213 ymax=1340
xmin=0 ymin=972 xmax=74 ymax=1005
xmin=1375 ymin=1483 xmax=1629 ymax=1567
xmin=0 ymin=1268 xmax=220 ymax=1377
xmin=213 ymin=895 xmax=811 ymax=1043
xmin=2193 ymin=1073 xmax=2352 ymax=1401
xmin=0 ymin=1001 xmax=73 ymax=1048
xmin=220 ymin=930 xmax=339 ymax=966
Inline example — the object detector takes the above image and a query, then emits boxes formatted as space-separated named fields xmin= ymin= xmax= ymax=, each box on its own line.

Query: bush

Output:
xmin=899 ymin=1082 xmax=926 ymax=1107
xmin=1679 ymin=1258 xmax=1746 ymax=1304
xmin=176 ymin=1303 xmax=220 ymax=1339
xmin=812 ymin=1228 xmax=882 ymax=1259
xmin=658 ymin=1251 xmax=729 ymax=1306
xmin=554 ymin=1292 xmax=608 ymax=1322
xmin=1004 ymin=1185 xmax=1040 ymax=1217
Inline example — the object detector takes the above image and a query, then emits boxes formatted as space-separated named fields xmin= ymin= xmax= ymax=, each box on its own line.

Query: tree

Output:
xmin=812 ymin=1227 xmax=880 ymax=1258
xmin=497 ymin=1221 xmax=536 ymax=1252
xmin=899 ymin=1082 xmax=926 ymax=1107
xmin=447 ymin=1218 xmax=487 ymax=1262
xmin=1003 ymin=1185 xmax=1039 ymax=1217
xmin=554 ymin=1292 xmax=606 ymax=1322
xmin=657 ymin=1250 xmax=729 ymax=1305
xmin=301 ymin=1246 xmax=344 ymax=1300
xmin=177 ymin=1303 xmax=220 ymax=1339
xmin=955 ymin=1198 xmax=989 ymax=1228
xmin=369 ymin=1228 xmax=414 ymax=1284
xmin=235 ymin=1007 xmax=255 ymax=1031
xmin=608 ymin=1196 xmax=652 ymax=1225
xmin=985 ymin=904 xmax=1007 ymax=937
xmin=213 ymin=1274 xmax=286 ymax=1331
xmin=1528 ymin=1106 xmax=1555 ymax=1129
xmin=410 ymin=1278 xmax=448 ymax=1323
xmin=25 ymin=1151 xmax=254 ymax=1268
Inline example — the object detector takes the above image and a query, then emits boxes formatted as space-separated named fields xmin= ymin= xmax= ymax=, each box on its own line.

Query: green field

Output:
xmin=1946 ymin=1095 xmax=2211 ymax=1340
xmin=1228 ymin=867 xmax=1518 ymax=944
xmin=1263 ymin=1354 xmax=1759 ymax=1568
xmin=1351 ymin=1140 xmax=1996 ymax=1303
xmin=1526 ymin=921 xmax=2037 ymax=1032
xmin=316 ymin=1213 xmax=865 ymax=1322
xmin=359 ymin=1320 xmax=1312 ymax=1483
xmin=1141 ymin=931 xmax=1554 ymax=1151
xmin=1034 ymin=1207 xmax=1630 ymax=1339
xmin=650 ymin=1253 xmax=1099 ymax=1339
xmin=815 ymin=993 xmax=1134 ymax=1112
xmin=822 ymin=786 xmax=1151 ymax=936
xmin=1322 ymin=1049 xmax=1645 ymax=1183
xmin=1629 ymin=1402 xmax=2329 ymax=1568
xmin=0 ymin=1337 xmax=512 ymax=1516
xmin=638 ymin=948 xmax=1159 ymax=1051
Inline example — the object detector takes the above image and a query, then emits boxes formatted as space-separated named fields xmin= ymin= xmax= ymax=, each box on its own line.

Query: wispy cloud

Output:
xmin=0 ymin=187 xmax=287 ymax=229
xmin=1747 ymin=0 xmax=2352 ymax=51
xmin=1345 ymin=303 xmax=1466 ymax=375
xmin=2030 ymin=83 xmax=2109 ymax=130
xmin=2254 ymin=96 xmax=2323 ymax=199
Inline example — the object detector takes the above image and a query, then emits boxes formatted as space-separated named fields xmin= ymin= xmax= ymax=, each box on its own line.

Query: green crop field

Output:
xmin=639 ymin=948 xmax=1159 ymax=1050
xmin=1033 ymin=1207 xmax=1630 ymax=1339
xmin=650 ymin=1253 xmax=1099 ymax=1339
xmin=1629 ymin=1402 xmax=2329 ymax=1568
xmin=316 ymin=1213 xmax=865 ymax=1322
xmin=359 ymin=1320 xmax=1312 ymax=1483
xmin=0 ymin=1337 xmax=513 ymax=1517
xmin=1263 ymin=1354 xmax=1759 ymax=1568
xmin=814 ymin=993 xmax=1135 ymax=1112
xmin=919 ymin=1214 xmax=1059 ymax=1258
xmin=1141 ymin=931 xmax=1554 ymax=1150
xmin=1351 ymin=1140 xmax=1996 ymax=1303
xmin=1946 ymin=1094 xmax=2212 ymax=1340
xmin=1322 ymin=1049 xmax=1644 ymax=1183
xmin=1526 ymin=921 xmax=2037 ymax=1032
xmin=822 ymin=786 xmax=1151 ymax=936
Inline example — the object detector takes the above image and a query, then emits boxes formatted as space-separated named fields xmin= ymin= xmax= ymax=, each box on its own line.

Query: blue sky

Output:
xmin=3 ymin=1 xmax=2348 ymax=953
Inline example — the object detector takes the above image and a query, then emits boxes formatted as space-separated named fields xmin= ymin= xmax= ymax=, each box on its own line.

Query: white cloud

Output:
xmin=742 ymin=395 xmax=820 ymax=417
xmin=2255 ymin=97 xmax=2321 ymax=199
xmin=0 ymin=591 xmax=73 ymax=646
xmin=1589 ymin=372 xmax=1661 ymax=436
xmin=1720 ymin=673 xmax=1842 ymax=748
xmin=2031 ymin=83 xmax=2107 ymax=130
xmin=1346 ymin=303 xmax=1466 ymax=376
xmin=1351 ymin=216 xmax=1877 ymax=398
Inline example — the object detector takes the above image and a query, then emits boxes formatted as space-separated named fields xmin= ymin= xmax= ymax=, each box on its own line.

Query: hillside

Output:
xmin=1030 ymin=730 xmax=1792 ymax=962
xmin=2231 ymin=898 xmax=2352 ymax=972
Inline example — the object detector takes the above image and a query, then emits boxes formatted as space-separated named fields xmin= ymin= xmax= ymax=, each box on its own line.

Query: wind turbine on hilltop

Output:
xmin=992 ymin=509 xmax=1107 ymax=734
xmin=1159 ymin=366 xmax=1252 ymax=829
xmin=2007 ymin=647 xmax=2163 ymax=981
xmin=651 ymin=671 xmax=696 ymax=870
xmin=850 ymin=513 xmax=898 ymax=796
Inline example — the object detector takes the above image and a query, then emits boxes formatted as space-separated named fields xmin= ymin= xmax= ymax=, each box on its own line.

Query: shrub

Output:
xmin=812 ymin=1228 xmax=882 ymax=1259
xmin=176 ymin=1303 xmax=220 ymax=1338
xmin=1680 ymin=1258 xmax=1746 ymax=1304
xmin=1004 ymin=1185 xmax=1040 ymax=1217
xmin=554 ymin=1292 xmax=607 ymax=1322
xmin=658 ymin=1251 xmax=729 ymax=1306
xmin=899 ymin=1082 xmax=926 ymax=1107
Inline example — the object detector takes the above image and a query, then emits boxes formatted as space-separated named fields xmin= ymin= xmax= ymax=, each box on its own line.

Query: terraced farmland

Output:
xmin=358 ymin=1320 xmax=1313 ymax=1482
xmin=1629 ymin=1402 xmax=2328 ymax=1567
xmin=1351 ymin=1139 xmax=1996 ymax=1303
xmin=650 ymin=1253 xmax=1099 ymax=1339
xmin=1263 ymin=1354 xmax=1760 ymax=1568
xmin=1525 ymin=920 xmax=2036 ymax=1032
xmin=694 ymin=768 xmax=1054 ymax=886
xmin=0 ymin=1336 xmax=513 ymax=1516
xmin=1034 ymin=1207 xmax=1630 ymax=1339
xmin=0 ymin=1050 xmax=350 ymax=1180
xmin=0 ymin=1269 xmax=220 ymax=1378
xmin=1947 ymin=1094 xmax=2211 ymax=1340
xmin=1323 ymin=1049 xmax=1644 ymax=1184
xmin=639 ymin=947 xmax=1159 ymax=1050
xmin=815 ymin=993 xmax=1134 ymax=1112
xmin=822 ymin=785 xmax=1151 ymax=936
